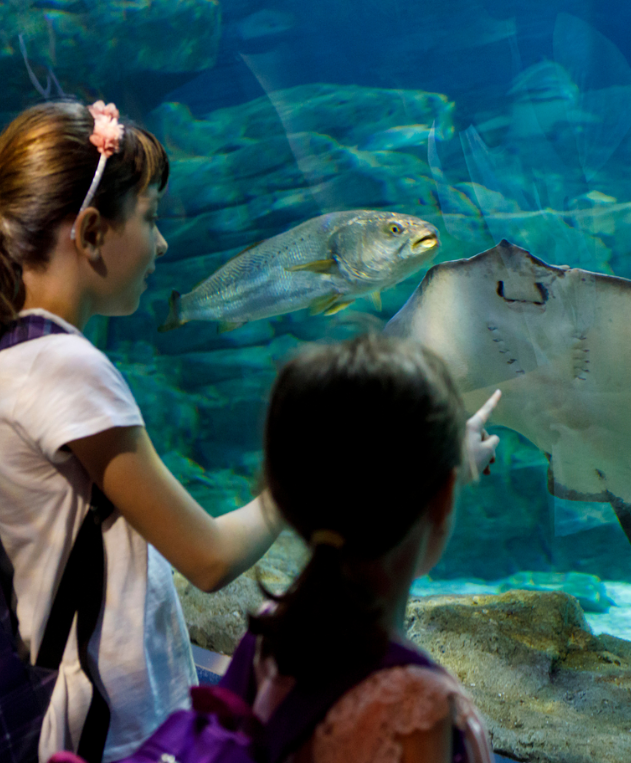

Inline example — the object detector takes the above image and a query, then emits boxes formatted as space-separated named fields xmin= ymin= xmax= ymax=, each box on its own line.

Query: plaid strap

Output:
xmin=0 ymin=315 xmax=69 ymax=351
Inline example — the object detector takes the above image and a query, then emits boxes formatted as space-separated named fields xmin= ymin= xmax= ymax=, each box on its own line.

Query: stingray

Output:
xmin=385 ymin=239 xmax=631 ymax=544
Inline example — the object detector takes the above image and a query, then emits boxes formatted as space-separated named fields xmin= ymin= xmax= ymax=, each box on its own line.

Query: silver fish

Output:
xmin=159 ymin=210 xmax=439 ymax=332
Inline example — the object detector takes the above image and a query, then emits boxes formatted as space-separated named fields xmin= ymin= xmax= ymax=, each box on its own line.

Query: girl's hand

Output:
xmin=462 ymin=390 xmax=501 ymax=484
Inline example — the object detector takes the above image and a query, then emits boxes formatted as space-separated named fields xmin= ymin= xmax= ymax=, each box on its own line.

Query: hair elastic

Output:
xmin=310 ymin=529 xmax=345 ymax=549
xmin=70 ymin=101 xmax=124 ymax=241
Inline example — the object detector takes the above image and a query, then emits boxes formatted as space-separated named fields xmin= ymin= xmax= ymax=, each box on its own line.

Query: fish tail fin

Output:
xmin=158 ymin=291 xmax=185 ymax=332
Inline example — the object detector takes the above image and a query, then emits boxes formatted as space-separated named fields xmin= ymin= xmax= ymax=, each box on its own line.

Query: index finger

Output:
xmin=468 ymin=389 xmax=502 ymax=428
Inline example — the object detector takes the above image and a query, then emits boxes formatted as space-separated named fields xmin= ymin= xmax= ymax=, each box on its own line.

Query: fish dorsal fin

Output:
xmin=286 ymin=258 xmax=338 ymax=274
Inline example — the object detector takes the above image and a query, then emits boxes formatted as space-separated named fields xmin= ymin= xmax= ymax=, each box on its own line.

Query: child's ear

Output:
xmin=74 ymin=207 xmax=105 ymax=262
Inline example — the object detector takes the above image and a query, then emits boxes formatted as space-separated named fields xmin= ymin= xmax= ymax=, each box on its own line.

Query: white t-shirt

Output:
xmin=0 ymin=309 xmax=197 ymax=762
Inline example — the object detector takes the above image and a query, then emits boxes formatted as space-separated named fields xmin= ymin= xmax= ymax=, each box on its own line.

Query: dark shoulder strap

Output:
xmin=0 ymin=314 xmax=69 ymax=350
xmin=0 ymin=318 xmax=112 ymax=762
xmin=36 ymin=486 xmax=113 ymax=762
xmin=219 ymin=630 xmax=259 ymax=704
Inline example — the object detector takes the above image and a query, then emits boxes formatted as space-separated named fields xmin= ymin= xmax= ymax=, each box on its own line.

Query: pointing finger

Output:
xmin=468 ymin=389 xmax=501 ymax=429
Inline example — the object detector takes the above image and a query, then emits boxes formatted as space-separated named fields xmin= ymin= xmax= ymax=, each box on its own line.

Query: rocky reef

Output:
xmin=406 ymin=590 xmax=631 ymax=763
xmin=0 ymin=0 xmax=221 ymax=114
xmin=175 ymin=533 xmax=631 ymax=763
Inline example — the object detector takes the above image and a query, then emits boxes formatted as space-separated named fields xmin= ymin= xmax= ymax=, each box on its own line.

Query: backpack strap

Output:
xmin=219 ymin=630 xmax=258 ymax=704
xmin=36 ymin=486 xmax=113 ymax=763
xmin=0 ymin=315 xmax=112 ymax=762
xmin=0 ymin=314 xmax=68 ymax=350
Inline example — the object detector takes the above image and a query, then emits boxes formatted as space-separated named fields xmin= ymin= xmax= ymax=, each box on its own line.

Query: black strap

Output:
xmin=36 ymin=485 xmax=113 ymax=763
xmin=1 ymin=316 xmax=113 ymax=762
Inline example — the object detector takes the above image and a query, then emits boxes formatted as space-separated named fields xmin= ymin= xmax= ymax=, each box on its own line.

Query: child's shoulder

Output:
xmin=312 ymin=662 xmax=491 ymax=763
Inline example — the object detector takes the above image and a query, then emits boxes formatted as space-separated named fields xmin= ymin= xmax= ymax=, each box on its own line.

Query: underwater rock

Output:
xmin=406 ymin=591 xmax=631 ymax=763
xmin=497 ymin=571 xmax=614 ymax=613
xmin=157 ymin=346 xmax=277 ymax=388
xmin=148 ymin=85 xmax=454 ymax=158
xmin=0 ymin=0 xmax=221 ymax=110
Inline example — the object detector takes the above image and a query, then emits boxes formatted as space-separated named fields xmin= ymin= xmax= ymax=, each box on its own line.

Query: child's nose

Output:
xmin=156 ymin=228 xmax=168 ymax=258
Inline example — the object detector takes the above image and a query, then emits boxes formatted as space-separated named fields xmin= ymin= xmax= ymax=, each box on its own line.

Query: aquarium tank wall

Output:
xmin=2 ymin=1 xmax=631 ymax=757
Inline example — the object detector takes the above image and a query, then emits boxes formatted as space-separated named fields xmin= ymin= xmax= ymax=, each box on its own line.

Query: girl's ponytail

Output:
xmin=0 ymin=231 xmax=25 ymax=328
xmin=250 ymin=542 xmax=387 ymax=683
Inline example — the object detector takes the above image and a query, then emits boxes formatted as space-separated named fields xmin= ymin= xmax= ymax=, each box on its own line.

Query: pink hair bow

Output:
xmin=70 ymin=100 xmax=125 ymax=240
xmin=88 ymin=101 xmax=124 ymax=157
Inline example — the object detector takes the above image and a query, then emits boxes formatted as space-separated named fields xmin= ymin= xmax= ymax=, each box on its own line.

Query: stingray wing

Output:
xmin=386 ymin=239 xmax=631 ymax=536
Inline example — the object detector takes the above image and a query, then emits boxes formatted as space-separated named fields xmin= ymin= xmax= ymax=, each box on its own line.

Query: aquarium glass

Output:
xmin=2 ymin=0 xmax=630 ymax=731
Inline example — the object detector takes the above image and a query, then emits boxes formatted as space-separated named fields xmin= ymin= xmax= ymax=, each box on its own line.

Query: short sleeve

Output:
xmin=14 ymin=335 xmax=144 ymax=461
xmin=312 ymin=665 xmax=493 ymax=763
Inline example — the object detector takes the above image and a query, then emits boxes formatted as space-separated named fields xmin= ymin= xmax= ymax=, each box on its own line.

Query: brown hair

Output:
xmin=250 ymin=334 xmax=465 ymax=682
xmin=0 ymin=101 xmax=169 ymax=326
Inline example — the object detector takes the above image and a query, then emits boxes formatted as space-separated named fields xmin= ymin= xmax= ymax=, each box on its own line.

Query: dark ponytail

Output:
xmin=250 ymin=543 xmax=387 ymax=682
xmin=250 ymin=334 xmax=465 ymax=683
xmin=0 ymin=231 xmax=25 ymax=327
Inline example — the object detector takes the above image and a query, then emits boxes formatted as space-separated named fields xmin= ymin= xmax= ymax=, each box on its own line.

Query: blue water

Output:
xmin=4 ymin=0 xmax=631 ymax=624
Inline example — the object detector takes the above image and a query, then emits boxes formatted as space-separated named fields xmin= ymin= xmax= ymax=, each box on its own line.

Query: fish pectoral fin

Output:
xmin=217 ymin=320 xmax=246 ymax=333
xmin=286 ymin=258 xmax=338 ymax=274
xmin=310 ymin=295 xmax=356 ymax=316
xmin=323 ymin=300 xmax=354 ymax=316
xmin=368 ymin=290 xmax=382 ymax=311
xmin=309 ymin=294 xmax=341 ymax=315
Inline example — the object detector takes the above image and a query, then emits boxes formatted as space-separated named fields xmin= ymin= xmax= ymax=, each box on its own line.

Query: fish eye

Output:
xmin=388 ymin=223 xmax=404 ymax=235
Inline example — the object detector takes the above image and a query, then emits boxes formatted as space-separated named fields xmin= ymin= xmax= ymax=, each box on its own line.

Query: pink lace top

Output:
xmin=253 ymin=649 xmax=493 ymax=763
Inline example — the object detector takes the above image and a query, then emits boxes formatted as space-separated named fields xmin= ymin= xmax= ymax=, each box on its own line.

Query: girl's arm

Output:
xmin=68 ymin=425 xmax=282 ymax=592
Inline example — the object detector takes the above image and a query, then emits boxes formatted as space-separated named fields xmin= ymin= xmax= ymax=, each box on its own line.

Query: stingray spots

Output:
xmin=570 ymin=332 xmax=590 ymax=380
xmin=487 ymin=324 xmax=525 ymax=375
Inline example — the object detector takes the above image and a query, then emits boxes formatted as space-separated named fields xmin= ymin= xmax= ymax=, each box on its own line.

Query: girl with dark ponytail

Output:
xmin=246 ymin=334 xmax=501 ymax=763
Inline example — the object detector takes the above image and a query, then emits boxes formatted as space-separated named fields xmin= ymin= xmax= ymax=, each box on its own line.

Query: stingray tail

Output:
xmin=158 ymin=291 xmax=184 ymax=332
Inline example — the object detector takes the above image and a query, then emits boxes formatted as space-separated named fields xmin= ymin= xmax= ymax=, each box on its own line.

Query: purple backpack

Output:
xmin=50 ymin=630 xmax=469 ymax=763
